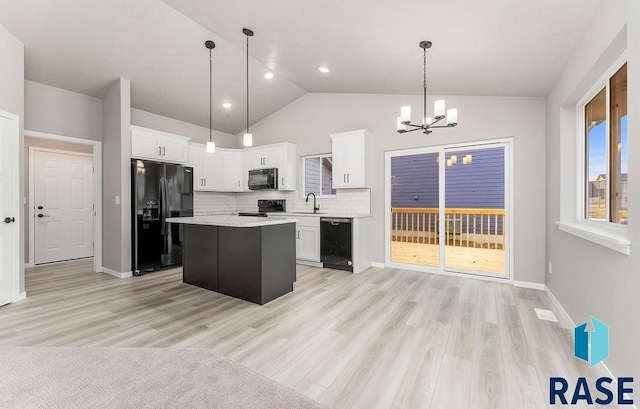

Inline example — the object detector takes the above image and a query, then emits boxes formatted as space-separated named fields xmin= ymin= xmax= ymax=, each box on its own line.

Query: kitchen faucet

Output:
xmin=305 ymin=192 xmax=320 ymax=213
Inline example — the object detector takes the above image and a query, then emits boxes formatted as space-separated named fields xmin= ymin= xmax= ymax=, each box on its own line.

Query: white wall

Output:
xmin=0 ymin=23 xmax=25 ymax=292
xmin=102 ymin=78 xmax=131 ymax=274
xmin=25 ymin=80 xmax=103 ymax=140
xmin=236 ymin=93 xmax=546 ymax=284
xmin=131 ymin=108 xmax=236 ymax=148
xmin=546 ymin=0 xmax=639 ymax=380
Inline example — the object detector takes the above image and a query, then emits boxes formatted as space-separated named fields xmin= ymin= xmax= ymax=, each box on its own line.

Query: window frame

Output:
xmin=300 ymin=153 xmax=337 ymax=199
xmin=575 ymin=52 xmax=628 ymax=234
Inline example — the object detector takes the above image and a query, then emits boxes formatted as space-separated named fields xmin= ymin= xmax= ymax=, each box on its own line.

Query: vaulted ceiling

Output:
xmin=0 ymin=0 xmax=601 ymax=134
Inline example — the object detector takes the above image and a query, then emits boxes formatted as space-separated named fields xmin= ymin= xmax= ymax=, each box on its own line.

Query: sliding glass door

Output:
xmin=443 ymin=145 xmax=507 ymax=276
xmin=386 ymin=141 xmax=510 ymax=279
xmin=389 ymin=151 xmax=440 ymax=267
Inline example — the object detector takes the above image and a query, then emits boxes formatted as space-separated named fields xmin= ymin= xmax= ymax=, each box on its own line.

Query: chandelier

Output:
xmin=397 ymin=41 xmax=458 ymax=134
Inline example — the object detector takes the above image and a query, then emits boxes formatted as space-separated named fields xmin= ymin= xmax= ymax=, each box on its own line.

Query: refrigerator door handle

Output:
xmin=159 ymin=178 xmax=166 ymax=235
xmin=133 ymin=163 xmax=139 ymax=274
xmin=164 ymin=178 xmax=170 ymax=235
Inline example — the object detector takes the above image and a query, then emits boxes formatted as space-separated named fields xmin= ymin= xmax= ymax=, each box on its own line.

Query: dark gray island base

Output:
xmin=177 ymin=219 xmax=297 ymax=305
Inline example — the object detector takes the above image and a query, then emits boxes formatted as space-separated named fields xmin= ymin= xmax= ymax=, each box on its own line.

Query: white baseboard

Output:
xmin=513 ymin=280 xmax=546 ymax=290
xmin=12 ymin=292 xmax=26 ymax=303
xmin=370 ymin=262 xmax=385 ymax=268
xmin=544 ymin=285 xmax=576 ymax=327
xmin=101 ymin=268 xmax=133 ymax=279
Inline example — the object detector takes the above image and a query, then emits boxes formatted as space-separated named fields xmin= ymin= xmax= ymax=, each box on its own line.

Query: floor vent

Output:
xmin=534 ymin=308 xmax=558 ymax=322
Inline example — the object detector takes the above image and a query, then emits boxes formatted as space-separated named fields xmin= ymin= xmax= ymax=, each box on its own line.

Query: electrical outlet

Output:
xmin=548 ymin=262 xmax=553 ymax=275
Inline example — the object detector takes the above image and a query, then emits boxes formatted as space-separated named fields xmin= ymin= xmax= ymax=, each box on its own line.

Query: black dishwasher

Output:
xmin=320 ymin=218 xmax=353 ymax=272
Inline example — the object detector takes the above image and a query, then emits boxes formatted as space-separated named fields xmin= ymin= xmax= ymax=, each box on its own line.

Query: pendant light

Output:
xmin=243 ymin=28 xmax=254 ymax=147
xmin=205 ymin=40 xmax=216 ymax=153
xmin=396 ymin=41 xmax=458 ymax=135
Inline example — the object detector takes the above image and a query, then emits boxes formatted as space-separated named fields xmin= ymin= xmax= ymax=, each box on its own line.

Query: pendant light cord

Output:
xmin=209 ymin=47 xmax=212 ymax=143
xmin=423 ymin=47 xmax=427 ymax=126
xmin=246 ymin=35 xmax=250 ymax=135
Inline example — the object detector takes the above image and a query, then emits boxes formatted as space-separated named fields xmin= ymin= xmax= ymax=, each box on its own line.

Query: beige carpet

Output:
xmin=0 ymin=346 xmax=326 ymax=409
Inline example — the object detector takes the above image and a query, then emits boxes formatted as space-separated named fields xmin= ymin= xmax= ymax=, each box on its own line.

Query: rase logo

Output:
xmin=550 ymin=316 xmax=634 ymax=406
xmin=574 ymin=316 xmax=609 ymax=367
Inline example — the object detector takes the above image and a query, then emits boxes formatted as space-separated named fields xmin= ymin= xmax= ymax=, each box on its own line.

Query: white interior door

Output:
xmin=0 ymin=112 xmax=19 ymax=306
xmin=33 ymin=150 xmax=94 ymax=264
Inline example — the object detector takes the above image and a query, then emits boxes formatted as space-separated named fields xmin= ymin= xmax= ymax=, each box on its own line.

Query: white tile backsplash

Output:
xmin=194 ymin=189 xmax=370 ymax=215
xmin=193 ymin=192 xmax=237 ymax=215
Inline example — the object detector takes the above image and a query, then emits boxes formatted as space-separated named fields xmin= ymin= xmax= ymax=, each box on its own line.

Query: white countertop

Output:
xmin=166 ymin=215 xmax=298 ymax=228
xmin=266 ymin=212 xmax=372 ymax=219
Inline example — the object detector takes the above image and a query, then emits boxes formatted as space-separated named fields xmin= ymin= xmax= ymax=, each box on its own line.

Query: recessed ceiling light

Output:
xmin=318 ymin=67 xmax=330 ymax=73
xmin=222 ymin=102 xmax=232 ymax=108
xmin=264 ymin=72 xmax=274 ymax=80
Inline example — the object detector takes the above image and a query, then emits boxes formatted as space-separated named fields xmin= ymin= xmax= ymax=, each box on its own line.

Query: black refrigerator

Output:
xmin=131 ymin=159 xmax=193 ymax=275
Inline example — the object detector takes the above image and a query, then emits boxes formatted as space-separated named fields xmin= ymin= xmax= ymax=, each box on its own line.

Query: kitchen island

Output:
xmin=166 ymin=215 xmax=297 ymax=305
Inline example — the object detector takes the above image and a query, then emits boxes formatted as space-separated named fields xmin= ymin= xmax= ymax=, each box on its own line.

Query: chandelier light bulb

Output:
xmin=446 ymin=109 xmax=458 ymax=126
xmin=434 ymin=100 xmax=446 ymax=119
xmin=400 ymin=106 xmax=411 ymax=123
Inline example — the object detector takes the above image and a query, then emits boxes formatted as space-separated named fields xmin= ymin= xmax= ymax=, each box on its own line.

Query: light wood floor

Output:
xmin=392 ymin=242 xmax=505 ymax=274
xmin=0 ymin=259 xmax=610 ymax=409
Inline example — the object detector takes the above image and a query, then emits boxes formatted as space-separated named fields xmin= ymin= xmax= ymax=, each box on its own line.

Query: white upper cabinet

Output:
xmin=247 ymin=148 xmax=278 ymax=169
xmin=276 ymin=144 xmax=297 ymax=191
xmin=202 ymin=150 xmax=224 ymax=191
xmin=131 ymin=126 xmax=189 ymax=164
xmin=187 ymin=144 xmax=204 ymax=189
xmin=330 ymin=129 xmax=370 ymax=189
xmin=188 ymin=143 xmax=241 ymax=192
xmin=223 ymin=151 xmax=243 ymax=191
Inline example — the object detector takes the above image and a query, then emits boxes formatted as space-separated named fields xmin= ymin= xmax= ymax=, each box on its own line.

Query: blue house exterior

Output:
xmin=391 ymin=147 xmax=505 ymax=236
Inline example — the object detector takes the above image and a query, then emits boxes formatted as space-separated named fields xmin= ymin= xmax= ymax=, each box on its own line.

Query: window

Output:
xmin=302 ymin=154 xmax=336 ymax=197
xmin=581 ymin=61 xmax=627 ymax=225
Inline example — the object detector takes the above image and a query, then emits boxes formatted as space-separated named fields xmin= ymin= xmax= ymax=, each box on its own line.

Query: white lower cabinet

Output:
xmin=269 ymin=215 xmax=320 ymax=262
xmin=295 ymin=217 xmax=320 ymax=262
xmin=297 ymin=225 xmax=320 ymax=262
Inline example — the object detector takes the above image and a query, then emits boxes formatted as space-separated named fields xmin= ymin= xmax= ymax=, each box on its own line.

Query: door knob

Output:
xmin=3 ymin=217 xmax=15 ymax=223
xmin=37 ymin=206 xmax=43 ymax=210
xmin=37 ymin=214 xmax=50 ymax=218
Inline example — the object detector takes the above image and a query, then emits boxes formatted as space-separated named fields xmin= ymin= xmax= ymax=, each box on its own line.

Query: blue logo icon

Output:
xmin=574 ymin=316 xmax=609 ymax=367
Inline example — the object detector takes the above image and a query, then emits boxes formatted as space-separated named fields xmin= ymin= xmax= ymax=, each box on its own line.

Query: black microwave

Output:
xmin=248 ymin=168 xmax=278 ymax=190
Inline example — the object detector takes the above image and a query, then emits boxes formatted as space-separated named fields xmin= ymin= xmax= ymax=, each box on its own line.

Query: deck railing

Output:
xmin=391 ymin=207 xmax=505 ymax=249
